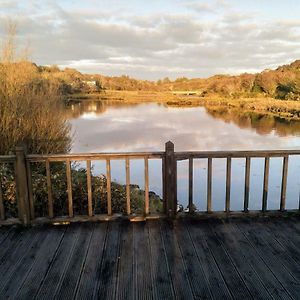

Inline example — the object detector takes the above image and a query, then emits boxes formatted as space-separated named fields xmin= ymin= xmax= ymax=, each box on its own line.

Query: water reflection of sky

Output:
xmin=67 ymin=102 xmax=300 ymax=211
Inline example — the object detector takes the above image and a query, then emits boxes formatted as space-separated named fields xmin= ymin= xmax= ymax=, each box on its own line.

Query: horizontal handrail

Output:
xmin=0 ymin=155 xmax=16 ymax=163
xmin=176 ymin=149 xmax=300 ymax=160
xmin=27 ymin=152 xmax=165 ymax=162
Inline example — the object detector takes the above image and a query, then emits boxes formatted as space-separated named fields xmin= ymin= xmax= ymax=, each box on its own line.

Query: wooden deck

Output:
xmin=1 ymin=217 xmax=300 ymax=299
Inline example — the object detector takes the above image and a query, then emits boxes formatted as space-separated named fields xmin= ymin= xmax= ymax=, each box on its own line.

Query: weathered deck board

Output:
xmin=95 ymin=221 xmax=121 ymax=300
xmin=175 ymin=221 xmax=213 ymax=299
xmin=133 ymin=222 xmax=153 ymax=300
xmin=208 ymin=220 xmax=274 ymax=299
xmin=1 ymin=217 xmax=300 ymax=299
xmin=194 ymin=221 xmax=252 ymax=299
xmin=218 ymin=220 xmax=291 ymax=299
xmin=35 ymin=224 xmax=82 ymax=300
xmin=55 ymin=223 xmax=94 ymax=300
xmin=160 ymin=221 xmax=194 ymax=299
xmin=187 ymin=220 xmax=233 ymax=299
xmin=116 ymin=221 xmax=134 ymax=300
xmin=11 ymin=226 xmax=66 ymax=299
xmin=148 ymin=220 xmax=174 ymax=299
xmin=237 ymin=220 xmax=300 ymax=299
xmin=75 ymin=222 xmax=108 ymax=300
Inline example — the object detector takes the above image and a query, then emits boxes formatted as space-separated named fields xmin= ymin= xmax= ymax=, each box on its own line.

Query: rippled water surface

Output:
xmin=65 ymin=100 xmax=300 ymax=210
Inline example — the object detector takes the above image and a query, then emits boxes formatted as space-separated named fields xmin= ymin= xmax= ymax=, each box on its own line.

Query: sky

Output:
xmin=0 ymin=0 xmax=300 ymax=80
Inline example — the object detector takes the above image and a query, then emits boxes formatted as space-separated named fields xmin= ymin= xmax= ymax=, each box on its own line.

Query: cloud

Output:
xmin=0 ymin=0 xmax=299 ymax=79
xmin=185 ymin=2 xmax=217 ymax=14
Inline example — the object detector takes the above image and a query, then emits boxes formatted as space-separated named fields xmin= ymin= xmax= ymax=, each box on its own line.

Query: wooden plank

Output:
xmin=147 ymin=221 xmax=174 ymax=299
xmin=0 ymin=175 xmax=5 ymax=220
xmin=175 ymin=149 xmax=300 ymax=160
xmin=0 ymin=229 xmax=42 ymax=286
xmin=207 ymin=157 xmax=212 ymax=213
xmin=188 ymin=158 xmax=193 ymax=213
xmin=66 ymin=160 xmax=73 ymax=218
xmin=237 ymin=220 xmax=300 ymax=299
xmin=54 ymin=223 xmax=94 ymax=300
xmin=0 ymin=155 xmax=15 ymax=163
xmin=86 ymin=160 xmax=93 ymax=217
xmin=262 ymin=157 xmax=270 ymax=212
xmin=280 ymin=156 xmax=289 ymax=211
xmin=165 ymin=141 xmax=177 ymax=217
xmin=95 ymin=222 xmax=121 ymax=299
xmin=0 ymin=228 xmax=24 ymax=260
xmin=125 ymin=158 xmax=131 ymax=215
xmin=199 ymin=222 xmax=252 ymax=299
xmin=0 ymin=228 xmax=48 ymax=296
xmin=27 ymin=152 xmax=165 ymax=162
xmin=217 ymin=221 xmax=292 ymax=299
xmin=274 ymin=218 xmax=300 ymax=249
xmin=106 ymin=158 xmax=112 ymax=216
xmin=12 ymin=227 xmax=66 ymax=299
xmin=244 ymin=157 xmax=251 ymax=212
xmin=75 ymin=223 xmax=108 ymax=299
xmin=133 ymin=222 xmax=153 ymax=300
xmin=35 ymin=224 xmax=82 ymax=300
xmin=26 ymin=161 xmax=34 ymax=220
xmin=267 ymin=219 xmax=300 ymax=261
xmin=225 ymin=157 xmax=231 ymax=213
xmin=116 ymin=221 xmax=134 ymax=300
xmin=160 ymin=220 xmax=194 ymax=299
xmin=258 ymin=221 xmax=300 ymax=276
xmin=186 ymin=220 xmax=232 ymax=299
xmin=46 ymin=160 xmax=54 ymax=218
xmin=144 ymin=158 xmax=149 ymax=215
xmin=162 ymin=157 xmax=166 ymax=213
xmin=15 ymin=147 xmax=30 ymax=225
xmin=175 ymin=221 xmax=213 ymax=299
xmin=209 ymin=221 xmax=273 ymax=299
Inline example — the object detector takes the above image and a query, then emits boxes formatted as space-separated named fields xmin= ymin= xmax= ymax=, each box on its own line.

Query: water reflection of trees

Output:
xmin=64 ymin=100 xmax=140 ymax=119
xmin=206 ymin=107 xmax=300 ymax=137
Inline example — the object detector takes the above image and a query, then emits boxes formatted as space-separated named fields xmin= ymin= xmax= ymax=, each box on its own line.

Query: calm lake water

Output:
xmin=65 ymin=100 xmax=300 ymax=211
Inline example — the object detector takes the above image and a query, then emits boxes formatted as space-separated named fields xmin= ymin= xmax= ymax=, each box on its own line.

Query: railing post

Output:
xmin=164 ymin=141 xmax=177 ymax=217
xmin=15 ymin=146 xmax=31 ymax=226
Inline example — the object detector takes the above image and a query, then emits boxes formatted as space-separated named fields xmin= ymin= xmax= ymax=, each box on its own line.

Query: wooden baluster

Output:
xmin=165 ymin=141 xmax=177 ymax=217
xmin=106 ymin=158 xmax=112 ymax=216
xmin=126 ymin=158 xmax=131 ymax=215
xmin=0 ymin=175 xmax=4 ymax=220
xmin=262 ymin=157 xmax=270 ymax=212
xmin=26 ymin=161 xmax=34 ymax=220
xmin=188 ymin=158 xmax=194 ymax=213
xmin=225 ymin=157 xmax=231 ymax=213
xmin=66 ymin=160 xmax=73 ymax=217
xmin=145 ymin=158 xmax=149 ymax=215
xmin=280 ymin=156 xmax=288 ymax=211
xmin=86 ymin=160 xmax=93 ymax=217
xmin=244 ymin=157 xmax=251 ymax=212
xmin=207 ymin=157 xmax=212 ymax=213
xmin=46 ymin=160 xmax=54 ymax=218
xmin=162 ymin=157 xmax=166 ymax=213
xmin=15 ymin=147 xmax=31 ymax=225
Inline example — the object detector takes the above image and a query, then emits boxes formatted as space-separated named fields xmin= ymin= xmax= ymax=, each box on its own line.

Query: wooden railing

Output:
xmin=175 ymin=147 xmax=300 ymax=215
xmin=0 ymin=142 xmax=300 ymax=226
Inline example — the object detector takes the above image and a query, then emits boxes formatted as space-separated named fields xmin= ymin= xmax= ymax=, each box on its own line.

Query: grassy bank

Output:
xmin=69 ymin=90 xmax=300 ymax=121
xmin=166 ymin=97 xmax=300 ymax=120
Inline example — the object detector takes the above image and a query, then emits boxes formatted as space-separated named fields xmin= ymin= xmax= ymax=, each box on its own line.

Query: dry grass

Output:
xmin=75 ymin=90 xmax=300 ymax=120
xmin=0 ymin=21 xmax=71 ymax=155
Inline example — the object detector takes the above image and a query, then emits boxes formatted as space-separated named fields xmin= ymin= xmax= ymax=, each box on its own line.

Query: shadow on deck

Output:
xmin=1 ymin=217 xmax=300 ymax=299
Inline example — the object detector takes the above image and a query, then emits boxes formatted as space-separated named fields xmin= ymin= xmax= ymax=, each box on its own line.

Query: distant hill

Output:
xmin=7 ymin=60 xmax=300 ymax=100
xmin=160 ymin=60 xmax=300 ymax=100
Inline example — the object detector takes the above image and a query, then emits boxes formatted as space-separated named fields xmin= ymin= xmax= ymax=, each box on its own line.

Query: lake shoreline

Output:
xmin=67 ymin=90 xmax=300 ymax=121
